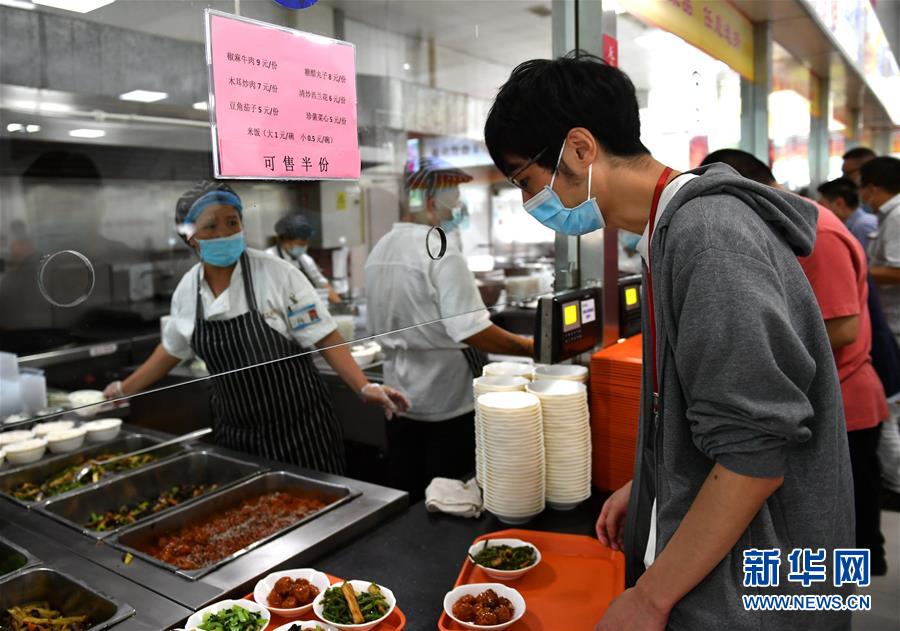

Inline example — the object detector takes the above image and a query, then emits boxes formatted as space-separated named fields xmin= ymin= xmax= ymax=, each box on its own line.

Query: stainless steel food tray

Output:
xmin=0 ymin=433 xmax=189 ymax=506
xmin=112 ymin=470 xmax=360 ymax=580
xmin=0 ymin=537 xmax=39 ymax=578
xmin=36 ymin=451 xmax=263 ymax=539
xmin=0 ymin=566 xmax=135 ymax=630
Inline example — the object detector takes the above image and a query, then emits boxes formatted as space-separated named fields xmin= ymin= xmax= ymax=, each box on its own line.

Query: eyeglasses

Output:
xmin=506 ymin=146 xmax=548 ymax=191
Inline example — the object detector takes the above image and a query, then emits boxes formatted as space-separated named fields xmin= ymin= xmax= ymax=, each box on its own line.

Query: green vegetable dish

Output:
xmin=320 ymin=582 xmax=390 ymax=625
xmin=472 ymin=543 xmax=537 ymax=570
xmin=197 ymin=605 xmax=266 ymax=631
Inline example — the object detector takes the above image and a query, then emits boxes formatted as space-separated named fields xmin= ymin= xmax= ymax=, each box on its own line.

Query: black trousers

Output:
xmin=847 ymin=424 xmax=885 ymax=559
xmin=386 ymin=411 xmax=475 ymax=504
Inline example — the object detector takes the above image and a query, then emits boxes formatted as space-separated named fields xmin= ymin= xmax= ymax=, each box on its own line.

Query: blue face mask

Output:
xmin=522 ymin=144 xmax=605 ymax=236
xmin=290 ymin=245 xmax=308 ymax=259
xmin=197 ymin=231 xmax=245 ymax=267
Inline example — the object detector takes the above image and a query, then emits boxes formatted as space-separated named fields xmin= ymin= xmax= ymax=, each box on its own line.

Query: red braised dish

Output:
xmin=267 ymin=576 xmax=320 ymax=609
xmin=452 ymin=589 xmax=515 ymax=626
xmin=140 ymin=491 xmax=326 ymax=570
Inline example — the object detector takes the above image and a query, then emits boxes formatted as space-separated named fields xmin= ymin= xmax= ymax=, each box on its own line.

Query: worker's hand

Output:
xmin=594 ymin=584 xmax=669 ymax=631
xmin=102 ymin=380 xmax=125 ymax=400
xmin=596 ymin=479 xmax=632 ymax=551
xmin=359 ymin=383 xmax=410 ymax=420
xmin=328 ymin=288 xmax=343 ymax=304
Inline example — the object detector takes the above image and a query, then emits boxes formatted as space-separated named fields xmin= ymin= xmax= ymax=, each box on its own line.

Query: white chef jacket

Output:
xmin=364 ymin=223 xmax=492 ymax=422
xmin=869 ymin=192 xmax=900 ymax=340
xmin=163 ymin=248 xmax=336 ymax=360
xmin=636 ymin=173 xmax=697 ymax=570
xmin=264 ymin=245 xmax=330 ymax=289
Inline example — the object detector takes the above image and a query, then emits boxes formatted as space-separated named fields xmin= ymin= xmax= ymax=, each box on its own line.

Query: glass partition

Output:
xmin=0 ymin=0 xmax=566 ymax=491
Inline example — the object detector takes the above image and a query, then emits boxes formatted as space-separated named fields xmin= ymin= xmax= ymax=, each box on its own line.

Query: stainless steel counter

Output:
xmin=0 ymin=423 xmax=408 ymax=629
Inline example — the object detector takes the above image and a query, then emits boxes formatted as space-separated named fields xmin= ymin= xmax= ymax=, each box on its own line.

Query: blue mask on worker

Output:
xmin=290 ymin=245 xmax=308 ymax=259
xmin=523 ymin=144 xmax=605 ymax=236
xmin=197 ymin=232 xmax=245 ymax=267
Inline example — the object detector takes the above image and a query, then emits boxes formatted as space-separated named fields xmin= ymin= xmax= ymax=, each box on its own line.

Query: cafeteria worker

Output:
xmin=104 ymin=181 xmax=409 ymax=473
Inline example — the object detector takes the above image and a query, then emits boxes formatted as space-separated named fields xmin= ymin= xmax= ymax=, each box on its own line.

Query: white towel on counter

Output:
xmin=425 ymin=477 xmax=483 ymax=518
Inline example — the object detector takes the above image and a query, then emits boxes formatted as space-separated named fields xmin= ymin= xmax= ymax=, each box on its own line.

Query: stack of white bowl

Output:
xmin=533 ymin=364 xmax=589 ymax=384
xmin=477 ymin=391 xmax=545 ymax=524
xmin=526 ymin=380 xmax=592 ymax=510
xmin=482 ymin=361 xmax=533 ymax=380
xmin=472 ymin=376 xmax=530 ymax=486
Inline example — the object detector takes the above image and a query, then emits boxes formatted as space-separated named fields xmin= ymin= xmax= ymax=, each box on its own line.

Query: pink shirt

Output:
xmin=799 ymin=204 xmax=888 ymax=431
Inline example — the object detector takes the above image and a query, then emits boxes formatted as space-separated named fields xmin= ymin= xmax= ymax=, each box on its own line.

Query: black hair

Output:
xmin=484 ymin=51 xmax=649 ymax=175
xmin=859 ymin=157 xmax=900 ymax=194
xmin=817 ymin=177 xmax=859 ymax=208
xmin=700 ymin=149 xmax=776 ymax=186
xmin=842 ymin=147 xmax=876 ymax=161
xmin=275 ymin=214 xmax=313 ymax=240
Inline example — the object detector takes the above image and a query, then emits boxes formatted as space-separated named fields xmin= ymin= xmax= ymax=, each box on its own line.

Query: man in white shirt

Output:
xmin=266 ymin=214 xmax=341 ymax=304
xmin=860 ymin=156 xmax=900 ymax=499
xmin=364 ymin=159 xmax=532 ymax=500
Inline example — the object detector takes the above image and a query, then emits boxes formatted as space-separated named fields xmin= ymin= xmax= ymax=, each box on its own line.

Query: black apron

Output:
xmin=190 ymin=253 xmax=345 ymax=474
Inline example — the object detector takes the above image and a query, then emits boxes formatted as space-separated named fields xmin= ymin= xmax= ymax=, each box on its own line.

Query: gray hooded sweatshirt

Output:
xmin=624 ymin=163 xmax=854 ymax=630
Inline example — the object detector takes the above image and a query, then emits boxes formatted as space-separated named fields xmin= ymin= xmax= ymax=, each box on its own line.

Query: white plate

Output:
xmin=185 ymin=599 xmax=271 ymax=631
xmin=253 ymin=569 xmax=331 ymax=619
xmin=312 ymin=580 xmax=396 ymax=631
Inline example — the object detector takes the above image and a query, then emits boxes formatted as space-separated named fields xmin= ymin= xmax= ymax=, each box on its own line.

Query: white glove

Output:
xmin=103 ymin=380 xmax=124 ymax=400
xmin=359 ymin=383 xmax=410 ymax=420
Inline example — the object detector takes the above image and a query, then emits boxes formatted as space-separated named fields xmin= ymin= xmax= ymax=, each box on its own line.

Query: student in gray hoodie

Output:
xmin=484 ymin=53 xmax=854 ymax=631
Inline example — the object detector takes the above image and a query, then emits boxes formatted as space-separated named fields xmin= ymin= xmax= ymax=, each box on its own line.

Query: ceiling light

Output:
xmin=119 ymin=89 xmax=168 ymax=103
xmin=25 ymin=124 xmax=41 ymax=133
xmin=8 ymin=100 xmax=37 ymax=111
xmin=33 ymin=0 xmax=116 ymax=13
xmin=192 ymin=101 xmax=208 ymax=111
xmin=69 ymin=128 xmax=105 ymax=138
xmin=6 ymin=123 xmax=24 ymax=132
xmin=39 ymin=102 xmax=73 ymax=113
xmin=0 ymin=1 xmax=36 ymax=10
xmin=403 ymin=63 xmax=411 ymax=71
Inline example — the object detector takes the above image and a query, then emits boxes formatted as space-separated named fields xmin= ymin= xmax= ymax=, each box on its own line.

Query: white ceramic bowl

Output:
xmin=254 ymin=568 xmax=331 ymax=619
xmin=467 ymin=538 xmax=541 ymax=581
xmin=0 ymin=429 xmax=34 ymax=446
xmin=185 ymin=599 xmax=271 ymax=631
xmin=33 ymin=420 xmax=75 ymax=437
xmin=312 ymin=580 xmax=396 ymax=631
xmin=532 ymin=364 xmax=588 ymax=381
xmin=81 ymin=418 xmax=123 ymax=442
xmin=350 ymin=343 xmax=380 ymax=368
xmin=4 ymin=414 xmax=30 ymax=426
xmin=443 ymin=583 xmax=526 ymax=631
xmin=4 ymin=438 xmax=47 ymax=465
xmin=46 ymin=427 xmax=87 ymax=454
xmin=271 ymin=622 xmax=338 ymax=631
xmin=68 ymin=390 xmax=107 ymax=417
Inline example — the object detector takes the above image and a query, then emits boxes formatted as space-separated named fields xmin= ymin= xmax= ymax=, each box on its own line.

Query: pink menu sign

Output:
xmin=205 ymin=10 xmax=359 ymax=180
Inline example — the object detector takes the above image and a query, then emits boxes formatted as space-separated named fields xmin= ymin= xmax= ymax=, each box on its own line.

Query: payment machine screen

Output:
xmin=563 ymin=301 xmax=581 ymax=332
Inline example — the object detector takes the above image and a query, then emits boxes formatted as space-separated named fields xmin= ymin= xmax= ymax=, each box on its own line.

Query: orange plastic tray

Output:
xmin=244 ymin=573 xmax=406 ymax=631
xmin=437 ymin=529 xmax=625 ymax=631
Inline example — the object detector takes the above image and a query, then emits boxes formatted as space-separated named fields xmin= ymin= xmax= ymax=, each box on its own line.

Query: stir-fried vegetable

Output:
xmin=2 ymin=601 xmax=89 ymax=631
xmin=84 ymin=483 xmax=217 ymax=531
xmin=196 ymin=605 xmax=266 ymax=631
xmin=10 ymin=453 xmax=158 ymax=502
xmin=320 ymin=582 xmax=390 ymax=624
xmin=472 ymin=543 xmax=536 ymax=570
